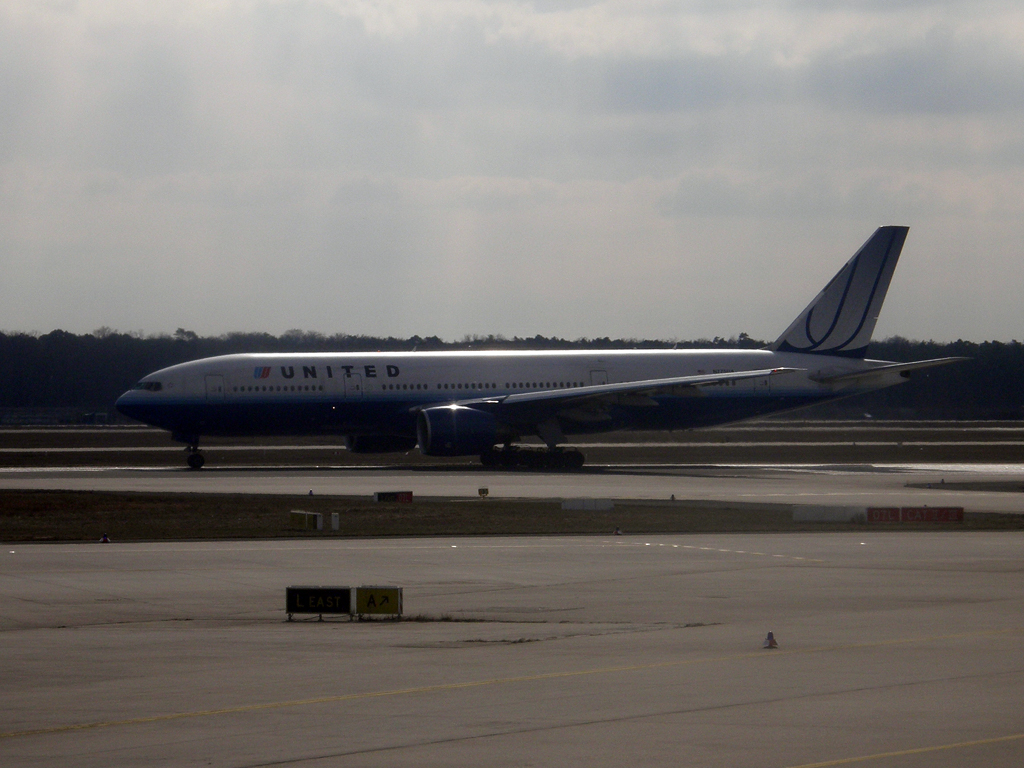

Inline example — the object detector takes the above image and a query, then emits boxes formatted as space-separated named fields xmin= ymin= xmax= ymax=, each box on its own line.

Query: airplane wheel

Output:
xmin=480 ymin=448 xmax=500 ymax=468
xmin=520 ymin=451 xmax=544 ymax=470
xmin=565 ymin=450 xmax=585 ymax=469
xmin=187 ymin=452 xmax=205 ymax=470
xmin=538 ymin=450 xmax=584 ymax=470
xmin=543 ymin=451 xmax=567 ymax=470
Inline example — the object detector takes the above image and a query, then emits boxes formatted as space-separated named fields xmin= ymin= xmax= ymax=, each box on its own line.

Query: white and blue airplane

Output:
xmin=116 ymin=226 xmax=959 ymax=469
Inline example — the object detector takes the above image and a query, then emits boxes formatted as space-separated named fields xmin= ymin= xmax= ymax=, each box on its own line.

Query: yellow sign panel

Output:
xmin=355 ymin=586 xmax=402 ymax=615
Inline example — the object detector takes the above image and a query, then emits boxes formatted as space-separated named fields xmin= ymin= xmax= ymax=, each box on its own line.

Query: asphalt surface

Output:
xmin=2 ymin=462 xmax=1024 ymax=513
xmin=4 ymin=422 xmax=1024 ymax=468
xmin=2 ymin=534 xmax=1023 ymax=767
xmin=3 ymin=429 xmax=1023 ymax=765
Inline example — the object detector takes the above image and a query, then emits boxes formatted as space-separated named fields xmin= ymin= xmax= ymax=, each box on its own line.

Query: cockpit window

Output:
xmin=133 ymin=381 xmax=163 ymax=392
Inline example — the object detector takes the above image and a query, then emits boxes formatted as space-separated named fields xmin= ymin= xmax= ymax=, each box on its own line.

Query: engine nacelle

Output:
xmin=416 ymin=406 xmax=498 ymax=456
xmin=345 ymin=434 xmax=418 ymax=454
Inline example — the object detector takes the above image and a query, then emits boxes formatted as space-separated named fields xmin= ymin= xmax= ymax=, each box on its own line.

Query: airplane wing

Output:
xmin=421 ymin=368 xmax=802 ymax=436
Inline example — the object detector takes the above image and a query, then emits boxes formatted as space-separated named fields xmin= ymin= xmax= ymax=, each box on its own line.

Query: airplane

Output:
xmin=116 ymin=226 xmax=961 ymax=469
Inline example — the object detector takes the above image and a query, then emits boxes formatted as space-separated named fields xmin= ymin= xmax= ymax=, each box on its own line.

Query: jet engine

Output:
xmin=416 ymin=405 xmax=498 ymax=456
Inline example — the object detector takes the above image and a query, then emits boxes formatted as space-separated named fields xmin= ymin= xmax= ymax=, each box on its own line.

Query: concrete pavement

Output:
xmin=2 ymin=533 xmax=1023 ymax=767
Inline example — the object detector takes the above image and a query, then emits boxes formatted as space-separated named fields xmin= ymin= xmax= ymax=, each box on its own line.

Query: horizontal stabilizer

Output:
xmin=810 ymin=357 xmax=966 ymax=385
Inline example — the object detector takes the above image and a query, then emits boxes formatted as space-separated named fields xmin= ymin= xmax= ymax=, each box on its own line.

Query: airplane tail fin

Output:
xmin=771 ymin=226 xmax=909 ymax=359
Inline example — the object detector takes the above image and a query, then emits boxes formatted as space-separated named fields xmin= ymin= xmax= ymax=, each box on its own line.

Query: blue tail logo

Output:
xmin=772 ymin=226 xmax=908 ymax=359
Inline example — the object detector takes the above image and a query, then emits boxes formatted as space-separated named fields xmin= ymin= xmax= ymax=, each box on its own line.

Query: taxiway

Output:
xmin=2 ymin=533 xmax=1023 ymax=767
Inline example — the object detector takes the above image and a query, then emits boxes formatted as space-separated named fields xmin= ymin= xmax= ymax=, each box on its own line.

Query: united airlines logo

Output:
xmin=774 ymin=226 xmax=904 ymax=359
xmin=249 ymin=363 xmax=400 ymax=380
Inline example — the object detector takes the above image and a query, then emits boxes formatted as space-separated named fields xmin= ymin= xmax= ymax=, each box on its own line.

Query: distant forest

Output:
xmin=1 ymin=328 xmax=1021 ymax=422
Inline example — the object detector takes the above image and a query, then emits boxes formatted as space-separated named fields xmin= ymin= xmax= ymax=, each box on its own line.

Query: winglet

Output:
xmin=771 ymin=226 xmax=909 ymax=359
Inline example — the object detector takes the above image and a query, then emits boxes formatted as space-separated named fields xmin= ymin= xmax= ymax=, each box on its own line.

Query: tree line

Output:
xmin=1 ymin=329 xmax=1021 ymax=420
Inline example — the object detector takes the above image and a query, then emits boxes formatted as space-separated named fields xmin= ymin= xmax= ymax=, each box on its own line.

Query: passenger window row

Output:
xmin=228 ymin=381 xmax=589 ymax=394
xmin=381 ymin=381 xmax=586 ymax=391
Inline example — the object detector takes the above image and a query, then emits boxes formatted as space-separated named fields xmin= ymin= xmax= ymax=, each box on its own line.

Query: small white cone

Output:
xmin=763 ymin=631 xmax=778 ymax=649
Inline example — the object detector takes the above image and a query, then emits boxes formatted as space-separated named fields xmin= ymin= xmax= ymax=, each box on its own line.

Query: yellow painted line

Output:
xmin=2 ymin=627 xmax=1020 ymax=741
xmin=0 ymin=660 xmax=750 ymax=741
xmin=786 ymin=732 xmax=1024 ymax=767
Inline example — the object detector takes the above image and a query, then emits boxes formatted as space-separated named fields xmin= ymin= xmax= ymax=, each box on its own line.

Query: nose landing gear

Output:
xmin=186 ymin=446 xmax=205 ymax=470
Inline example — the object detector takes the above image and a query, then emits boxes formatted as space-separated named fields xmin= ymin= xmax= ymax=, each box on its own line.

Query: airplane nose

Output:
xmin=115 ymin=391 xmax=140 ymax=420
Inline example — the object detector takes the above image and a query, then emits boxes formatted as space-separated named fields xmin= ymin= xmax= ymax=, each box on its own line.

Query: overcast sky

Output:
xmin=2 ymin=1 xmax=1022 ymax=343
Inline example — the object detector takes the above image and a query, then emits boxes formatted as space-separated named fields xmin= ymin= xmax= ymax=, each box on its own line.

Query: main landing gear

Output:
xmin=185 ymin=445 xmax=205 ymax=470
xmin=480 ymin=446 xmax=585 ymax=470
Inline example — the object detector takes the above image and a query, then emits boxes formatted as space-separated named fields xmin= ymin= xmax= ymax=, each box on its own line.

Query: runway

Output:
xmin=2 ymin=533 xmax=1023 ymax=767
xmin=2 ymin=461 xmax=1023 ymax=514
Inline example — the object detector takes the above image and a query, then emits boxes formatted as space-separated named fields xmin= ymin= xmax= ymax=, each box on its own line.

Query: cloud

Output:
xmin=807 ymin=29 xmax=1024 ymax=114
xmin=1 ymin=0 xmax=1023 ymax=342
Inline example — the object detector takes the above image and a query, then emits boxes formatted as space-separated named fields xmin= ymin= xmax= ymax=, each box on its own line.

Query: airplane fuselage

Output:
xmin=115 ymin=348 xmax=904 ymax=445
